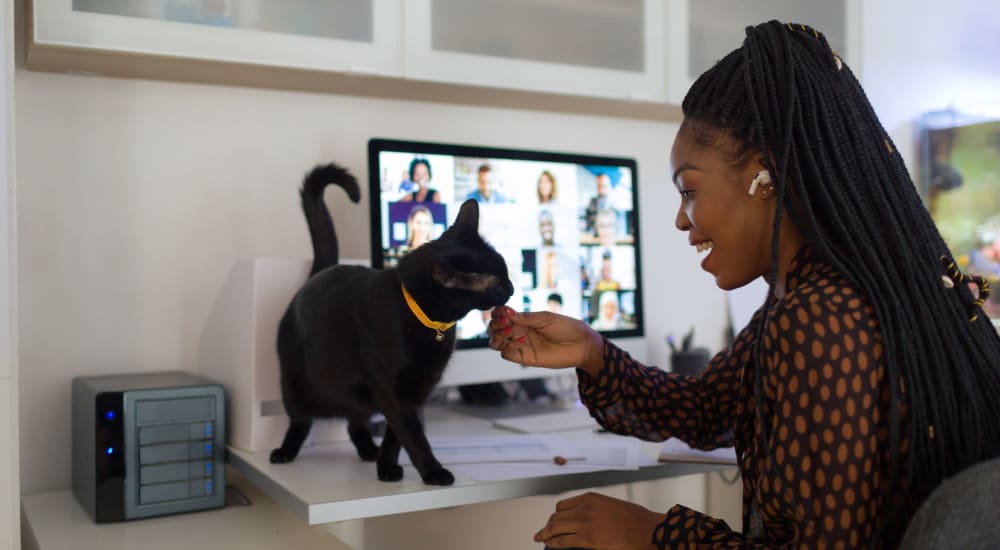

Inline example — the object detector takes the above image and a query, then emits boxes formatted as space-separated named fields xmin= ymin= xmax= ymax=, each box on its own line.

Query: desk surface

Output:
xmin=227 ymin=404 xmax=731 ymax=525
xmin=21 ymin=470 xmax=344 ymax=550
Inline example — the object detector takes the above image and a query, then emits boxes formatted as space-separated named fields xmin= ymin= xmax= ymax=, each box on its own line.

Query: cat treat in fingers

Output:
xmin=270 ymin=163 xmax=513 ymax=486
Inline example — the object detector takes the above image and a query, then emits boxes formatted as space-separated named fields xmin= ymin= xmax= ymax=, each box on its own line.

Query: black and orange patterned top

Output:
xmin=577 ymin=246 xmax=909 ymax=549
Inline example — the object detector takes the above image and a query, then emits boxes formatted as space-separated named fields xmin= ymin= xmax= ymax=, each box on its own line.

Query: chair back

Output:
xmin=900 ymin=457 xmax=1000 ymax=549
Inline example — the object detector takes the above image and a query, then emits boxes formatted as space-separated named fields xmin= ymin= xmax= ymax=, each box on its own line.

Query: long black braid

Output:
xmin=681 ymin=20 xmax=1000 ymax=545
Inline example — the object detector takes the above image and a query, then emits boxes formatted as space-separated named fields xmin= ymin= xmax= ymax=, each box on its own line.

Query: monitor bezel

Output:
xmin=367 ymin=137 xmax=645 ymax=349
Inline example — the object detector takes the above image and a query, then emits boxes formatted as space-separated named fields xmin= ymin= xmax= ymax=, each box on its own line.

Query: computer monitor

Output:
xmin=368 ymin=138 xmax=647 ymax=384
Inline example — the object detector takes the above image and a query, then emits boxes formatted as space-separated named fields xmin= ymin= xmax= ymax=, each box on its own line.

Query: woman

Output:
xmin=400 ymin=158 xmax=441 ymax=203
xmin=489 ymin=21 xmax=1000 ymax=549
xmin=538 ymin=170 xmax=558 ymax=204
xmin=589 ymin=291 xmax=620 ymax=330
xmin=405 ymin=205 xmax=433 ymax=250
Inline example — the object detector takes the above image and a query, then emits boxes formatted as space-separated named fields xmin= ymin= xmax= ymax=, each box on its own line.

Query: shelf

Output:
xmin=20 ymin=468 xmax=345 ymax=550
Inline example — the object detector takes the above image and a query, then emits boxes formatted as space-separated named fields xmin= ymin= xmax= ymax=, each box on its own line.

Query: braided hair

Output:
xmin=680 ymin=20 xmax=1000 ymax=543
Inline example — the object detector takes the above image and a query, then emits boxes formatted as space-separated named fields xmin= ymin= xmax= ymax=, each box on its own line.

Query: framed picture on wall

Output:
xmin=919 ymin=109 xmax=1000 ymax=326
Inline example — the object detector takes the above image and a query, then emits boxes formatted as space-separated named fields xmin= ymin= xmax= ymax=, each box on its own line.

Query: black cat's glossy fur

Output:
xmin=270 ymin=163 xmax=513 ymax=486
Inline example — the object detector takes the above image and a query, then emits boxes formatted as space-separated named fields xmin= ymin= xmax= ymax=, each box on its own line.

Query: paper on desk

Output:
xmin=399 ymin=435 xmax=582 ymax=465
xmin=658 ymin=438 xmax=738 ymax=465
xmin=400 ymin=434 xmax=655 ymax=481
xmin=450 ymin=461 xmax=615 ymax=481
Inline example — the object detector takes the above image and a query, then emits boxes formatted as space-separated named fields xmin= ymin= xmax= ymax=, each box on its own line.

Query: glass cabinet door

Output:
xmin=404 ymin=0 xmax=669 ymax=101
xmin=668 ymin=0 xmax=860 ymax=103
xmin=33 ymin=0 xmax=403 ymax=75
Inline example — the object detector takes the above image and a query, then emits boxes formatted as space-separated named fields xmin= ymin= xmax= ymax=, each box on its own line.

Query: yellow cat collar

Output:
xmin=400 ymin=283 xmax=456 ymax=342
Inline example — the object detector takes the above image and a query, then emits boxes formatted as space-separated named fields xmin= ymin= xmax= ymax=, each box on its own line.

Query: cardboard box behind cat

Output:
xmin=198 ymin=258 xmax=366 ymax=452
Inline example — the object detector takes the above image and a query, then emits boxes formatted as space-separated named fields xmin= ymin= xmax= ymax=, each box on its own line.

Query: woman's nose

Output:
xmin=675 ymin=205 xmax=690 ymax=231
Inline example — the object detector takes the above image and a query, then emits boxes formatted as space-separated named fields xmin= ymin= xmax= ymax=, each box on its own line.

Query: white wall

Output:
xmin=860 ymin=0 xmax=1000 ymax=171
xmin=14 ymin=69 xmax=727 ymax=495
xmin=1 ymin=0 xmax=19 ymax=546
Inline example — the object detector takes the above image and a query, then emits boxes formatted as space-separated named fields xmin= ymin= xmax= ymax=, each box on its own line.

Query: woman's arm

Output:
xmin=577 ymin=307 xmax=764 ymax=447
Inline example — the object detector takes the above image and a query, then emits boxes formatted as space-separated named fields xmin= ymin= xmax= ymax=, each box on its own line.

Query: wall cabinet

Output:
xmin=404 ymin=0 xmax=668 ymax=101
xmin=29 ymin=0 xmax=404 ymax=76
xmin=667 ymin=0 xmax=861 ymax=104
xmin=27 ymin=1 xmax=859 ymax=117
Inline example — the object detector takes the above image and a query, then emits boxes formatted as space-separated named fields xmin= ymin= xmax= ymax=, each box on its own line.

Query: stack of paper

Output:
xmin=400 ymin=434 xmax=655 ymax=481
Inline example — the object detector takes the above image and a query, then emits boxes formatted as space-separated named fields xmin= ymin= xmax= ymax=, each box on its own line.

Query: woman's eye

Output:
xmin=679 ymin=189 xmax=696 ymax=200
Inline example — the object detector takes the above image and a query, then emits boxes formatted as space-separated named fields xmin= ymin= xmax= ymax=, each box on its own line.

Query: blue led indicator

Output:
xmin=205 ymin=462 xmax=213 ymax=474
xmin=204 ymin=442 xmax=212 ymax=455
xmin=105 ymin=447 xmax=114 ymax=455
xmin=104 ymin=411 xmax=116 ymax=421
xmin=205 ymin=423 xmax=212 ymax=436
xmin=205 ymin=480 xmax=213 ymax=493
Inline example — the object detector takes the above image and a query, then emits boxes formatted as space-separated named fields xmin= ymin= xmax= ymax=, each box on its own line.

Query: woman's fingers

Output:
xmin=534 ymin=518 xmax=582 ymax=543
xmin=554 ymin=494 xmax=585 ymax=511
xmin=541 ymin=534 xmax=591 ymax=549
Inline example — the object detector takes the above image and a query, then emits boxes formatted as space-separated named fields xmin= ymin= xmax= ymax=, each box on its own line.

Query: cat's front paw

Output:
xmin=421 ymin=467 xmax=455 ymax=486
xmin=270 ymin=448 xmax=297 ymax=464
xmin=377 ymin=463 xmax=404 ymax=482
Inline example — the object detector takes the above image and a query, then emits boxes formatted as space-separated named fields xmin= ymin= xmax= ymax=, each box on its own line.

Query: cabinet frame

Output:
xmin=29 ymin=0 xmax=404 ymax=76
xmin=403 ymin=0 xmax=670 ymax=102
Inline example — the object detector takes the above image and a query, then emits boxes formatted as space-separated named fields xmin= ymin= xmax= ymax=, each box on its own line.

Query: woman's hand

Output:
xmin=534 ymin=492 xmax=663 ymax=550
xmin=487 ymin=306 xmax=604 ymax=376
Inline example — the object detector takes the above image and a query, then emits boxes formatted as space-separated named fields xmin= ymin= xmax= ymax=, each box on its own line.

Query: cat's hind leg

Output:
xmin=270 ymin=418 xmax=313 ymax=464
xmin=347 ymin=417 xmax=378 ymax=461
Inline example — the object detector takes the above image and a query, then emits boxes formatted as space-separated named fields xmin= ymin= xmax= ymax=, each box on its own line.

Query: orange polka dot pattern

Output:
xmin=577 ymin=247 xmax=909 ymax=549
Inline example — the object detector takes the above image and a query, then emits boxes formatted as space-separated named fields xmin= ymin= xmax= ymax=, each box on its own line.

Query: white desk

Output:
xmin=23 ymin=404 xmax=735 ymax=549
xmin=227 ymin=404 xmax=731 ymax=525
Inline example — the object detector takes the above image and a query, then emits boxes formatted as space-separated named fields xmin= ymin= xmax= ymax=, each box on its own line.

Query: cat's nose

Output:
xmin=494 ymin=279 xmax=514 ymax=302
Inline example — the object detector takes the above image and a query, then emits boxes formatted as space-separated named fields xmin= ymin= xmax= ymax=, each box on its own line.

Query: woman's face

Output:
xmin=412 ymin=163 xmax=430 ymax=184
xmin=409 ymin=211 xmax=432 ymax=245
xmin=670 ymin=126 xmax=775 ymax=290
xmin=538 ymin=174 xmax=554 ymax=200
xmin=601 ymin=297 xmax=617 ymax=320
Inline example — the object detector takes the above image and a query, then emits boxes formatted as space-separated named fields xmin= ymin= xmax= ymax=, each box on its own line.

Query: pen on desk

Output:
xmin=480 ymin=455 xmax=587 ymax=466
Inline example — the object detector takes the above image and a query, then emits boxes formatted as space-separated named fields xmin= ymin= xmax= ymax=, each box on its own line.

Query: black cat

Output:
xmin=270 ymin=163 xmax=514 ymax=486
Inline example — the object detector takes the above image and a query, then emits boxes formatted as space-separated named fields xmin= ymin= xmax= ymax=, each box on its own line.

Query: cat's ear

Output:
xmin=453 ymin=199 xmax=480 ymax=231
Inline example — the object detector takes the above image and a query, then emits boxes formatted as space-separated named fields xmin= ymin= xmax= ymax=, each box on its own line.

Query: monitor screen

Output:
xmin=368 ymin=138 xmax=644 ymax=349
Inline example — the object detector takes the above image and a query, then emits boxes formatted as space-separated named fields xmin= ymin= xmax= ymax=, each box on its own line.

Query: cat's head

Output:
xmin=398 ymin=200 xmax=514 ymax=318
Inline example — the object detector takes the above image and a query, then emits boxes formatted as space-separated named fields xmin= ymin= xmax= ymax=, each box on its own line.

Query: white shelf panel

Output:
xmin=21 ymin=469 xmax=345 ymax=550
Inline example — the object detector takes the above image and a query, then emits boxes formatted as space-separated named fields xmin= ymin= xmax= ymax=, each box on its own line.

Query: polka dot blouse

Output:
xmin=577 ymin=247 xmax=909 ymax=549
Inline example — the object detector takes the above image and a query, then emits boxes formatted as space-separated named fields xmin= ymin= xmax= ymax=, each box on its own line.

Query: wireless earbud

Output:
xmin=748 ymin=170 xmax=772 ymax=196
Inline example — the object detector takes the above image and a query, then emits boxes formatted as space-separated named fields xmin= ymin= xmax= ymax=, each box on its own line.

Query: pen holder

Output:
xmin=671 ymin=348 xmax=710 ymax=376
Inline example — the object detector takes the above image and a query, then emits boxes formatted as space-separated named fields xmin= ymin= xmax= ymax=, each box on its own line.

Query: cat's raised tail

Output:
xmin=300 ymin=163 xmax=361 ymax=276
